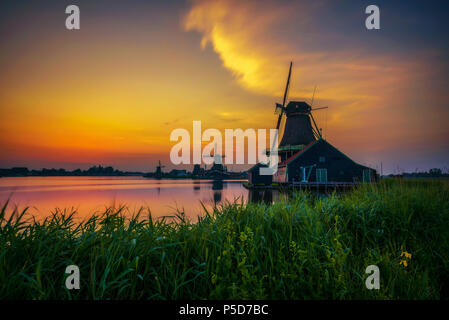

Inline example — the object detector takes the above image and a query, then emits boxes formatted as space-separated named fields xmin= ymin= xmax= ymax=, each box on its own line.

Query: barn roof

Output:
xmin=278 ymin=140 xmax=319 ymax=166
xmin=253 ymin=139 xmax=375 ymax=172
xmin=279 ymin=139 xmax=374 ymax=170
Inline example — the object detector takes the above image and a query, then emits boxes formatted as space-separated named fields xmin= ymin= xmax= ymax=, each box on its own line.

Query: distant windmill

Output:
xmin=155 ymin=160 xmax=165 ymax=179
xmin=203 ymin=143 xmax=227 ymax=179
xmin=203 ymin=143 xmax=225 ymax=165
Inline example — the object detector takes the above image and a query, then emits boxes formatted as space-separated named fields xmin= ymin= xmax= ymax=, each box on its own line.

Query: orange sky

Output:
xmin=0 ymin=0 xmax=448 ymax=174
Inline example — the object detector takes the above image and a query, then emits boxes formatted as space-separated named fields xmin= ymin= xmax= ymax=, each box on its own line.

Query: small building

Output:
xmin=247 ymin=163 xmax=273 ymax=186
xmin=273 ymin=139 xmax=377 ymax=184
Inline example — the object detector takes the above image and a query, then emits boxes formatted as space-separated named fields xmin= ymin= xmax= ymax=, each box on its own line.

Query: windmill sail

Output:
xmin=275 ymin=61 xmax=292 ymax=131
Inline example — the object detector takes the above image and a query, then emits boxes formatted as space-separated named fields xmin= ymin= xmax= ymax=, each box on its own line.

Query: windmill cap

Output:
xmin=286 ymin=101 xmax=311 ymax=115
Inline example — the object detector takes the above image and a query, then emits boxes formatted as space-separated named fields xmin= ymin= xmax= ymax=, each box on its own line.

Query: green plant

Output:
xmin=0 ymin=179 xmax=448 ymax=299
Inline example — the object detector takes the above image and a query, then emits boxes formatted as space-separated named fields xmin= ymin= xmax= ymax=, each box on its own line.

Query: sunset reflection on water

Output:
xmin=0 ymin=177 xmax=248 ymax=222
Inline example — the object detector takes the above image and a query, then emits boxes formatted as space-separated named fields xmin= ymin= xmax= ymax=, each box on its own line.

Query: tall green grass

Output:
xmin=1 ymin=179 xmax=448 ymax=299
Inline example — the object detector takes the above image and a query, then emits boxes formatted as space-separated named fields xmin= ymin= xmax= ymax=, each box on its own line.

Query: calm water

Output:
xmin=0 ymin=177 xmax=254 ymax=221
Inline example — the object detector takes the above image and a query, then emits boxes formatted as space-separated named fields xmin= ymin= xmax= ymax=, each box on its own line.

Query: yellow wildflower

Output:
xmin=401 ymin=251 xmax=412 ymax=259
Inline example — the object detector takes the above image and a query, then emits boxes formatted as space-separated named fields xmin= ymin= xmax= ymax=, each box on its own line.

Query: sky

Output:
xmin=0 ymin=0 xmax=448 ymax=174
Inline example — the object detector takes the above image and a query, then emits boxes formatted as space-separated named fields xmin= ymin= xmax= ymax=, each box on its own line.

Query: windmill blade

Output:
xmin=311 ymin=106 xmax=328 ymax=111
xmin=282 ymin=62 xmax=293 ymax=107
xmin=310 ymin=126 xmax=320 ymax=140
xmin=275 ymin=61 xmax=292 ymax=130
xmin=309 ymin=112 xmax=322 ymax=139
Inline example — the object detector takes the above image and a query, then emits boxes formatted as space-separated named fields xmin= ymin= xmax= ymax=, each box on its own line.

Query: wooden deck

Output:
xmin=243 ymin=181 xmax=361 ymax=190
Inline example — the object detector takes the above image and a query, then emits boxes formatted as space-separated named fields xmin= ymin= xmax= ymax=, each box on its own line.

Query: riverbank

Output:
xmin=1 ymin=179 xmax=448 ymax=299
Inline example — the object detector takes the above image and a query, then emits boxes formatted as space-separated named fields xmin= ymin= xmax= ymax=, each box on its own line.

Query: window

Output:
xmin=319 ymin=156 xmax=325 ymax=163
xmin=316 ymin=168 xmax=327 ymax=183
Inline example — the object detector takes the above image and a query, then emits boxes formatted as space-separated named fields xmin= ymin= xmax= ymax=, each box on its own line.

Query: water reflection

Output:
xmin=211 ymin=180 xmax=224 ymax=190
xmin=247 ymin=189 xmax=289 ymax=205
xmin=0 ymin=177 xmax=248 ymax=221
xmin=248 ymin=189 xmax=272 ymax=204
xmin=0 ymin=177 xmax=329 ymax=222
xmin=193 ymin=180 xmax=201 ymax=194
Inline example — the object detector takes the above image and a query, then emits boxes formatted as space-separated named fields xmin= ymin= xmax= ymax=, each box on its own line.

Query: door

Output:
xmin=316 ymin=168 xmax=327 ymax=183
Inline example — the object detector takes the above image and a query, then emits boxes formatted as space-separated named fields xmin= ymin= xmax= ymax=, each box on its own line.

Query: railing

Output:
xmin=291 ymin=181 xmax=359 ymax=187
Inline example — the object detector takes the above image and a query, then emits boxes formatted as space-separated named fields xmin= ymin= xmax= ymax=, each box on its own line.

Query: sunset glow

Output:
xmin=1 ymin=0 xmax=448 ymax=173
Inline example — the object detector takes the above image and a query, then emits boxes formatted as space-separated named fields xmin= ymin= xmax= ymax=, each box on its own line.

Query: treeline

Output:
xmin=0 ymin=165 xmax=143 ymax=177
xmin=386 ymin=168 xmax=449 ymax=178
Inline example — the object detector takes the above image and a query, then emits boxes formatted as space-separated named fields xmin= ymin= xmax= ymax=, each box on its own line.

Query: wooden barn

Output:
xmin=247 ymin=62 xmax=378 ymax=188
xmin=273 ymin=138 xmax=377 ymax=185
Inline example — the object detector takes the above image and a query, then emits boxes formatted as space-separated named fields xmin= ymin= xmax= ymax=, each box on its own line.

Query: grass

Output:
xmin=0 ymin=178 xmax=448 ymax=300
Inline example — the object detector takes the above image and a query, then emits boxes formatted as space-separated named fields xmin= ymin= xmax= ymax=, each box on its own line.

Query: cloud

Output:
xmin=183 ymin=0 xmax=292 ymax=95
xmin=183 ymin=0 xmax=414 ymax=102
xmin=183 ymin=0 xmax=449 ymax=171
xmin=216 ymin=111 xmax=243 ymax=122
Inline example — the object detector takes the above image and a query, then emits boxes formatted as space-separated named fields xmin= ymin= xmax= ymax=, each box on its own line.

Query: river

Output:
xmin=0 ymin=177 xmax=263 ymax=221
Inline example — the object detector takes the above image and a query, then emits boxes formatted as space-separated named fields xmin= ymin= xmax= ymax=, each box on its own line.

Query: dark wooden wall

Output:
xmin=286 ymin=140 xmax=376 ymax=183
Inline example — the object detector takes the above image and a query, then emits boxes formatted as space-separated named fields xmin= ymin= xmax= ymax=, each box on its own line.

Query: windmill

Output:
xmin=273 ymin=62 xmax=328 ymax=162
xmin=155 ymin=160 xmax=165 ymax=179
xmin=203 ymin=143 xmax=225 ymax=166
xmin=246 ymin=62 xmax=378 ymax=187
xmin=203 ymin=143 xmax=227 ymax=179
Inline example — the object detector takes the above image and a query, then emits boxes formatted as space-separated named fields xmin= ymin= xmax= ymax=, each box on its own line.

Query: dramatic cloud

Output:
xmin=184 ymin=0 xmax=410 ymax=99
xmin=184 ymin=0 xmax=290 ymax=95
xmin=184 ymin=0 xmax=449 ymax=172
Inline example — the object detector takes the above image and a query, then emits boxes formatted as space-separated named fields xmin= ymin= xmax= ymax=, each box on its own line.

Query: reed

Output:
xmin=1 ymin=178 xmax=448 ymax=299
